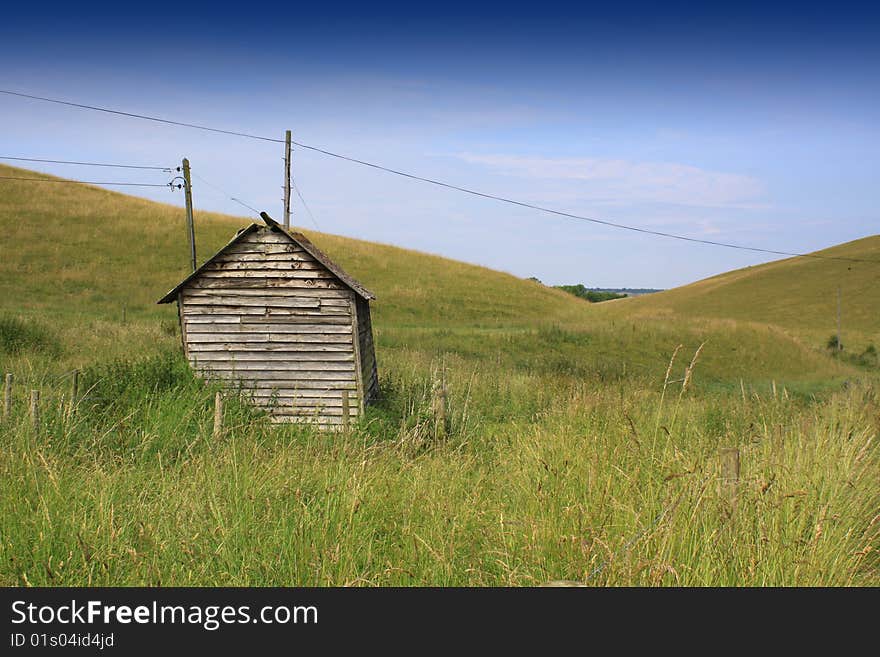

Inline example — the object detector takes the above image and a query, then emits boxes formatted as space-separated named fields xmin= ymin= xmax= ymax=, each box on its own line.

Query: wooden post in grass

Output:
xmin=720 ymin=447 xmax=740 ymax=515
xmin=433 ymin=378 xmax=447 ymax=440
xmin=341 ymin=390 xmax=350 ymax=431
xmin=213 ymin=391 xmax=223 ymax=440
xmin=29 ymin=390 xmax=40 ymax=431
xmin=68 ymin=370 xmax=79 ymax=418
xmin=3 ymin=373 xmax=12 ymax=419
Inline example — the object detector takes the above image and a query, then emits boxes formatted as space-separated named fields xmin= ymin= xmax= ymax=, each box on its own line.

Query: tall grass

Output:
xmin=0 ymin=315 xmax=61 ymax=357
xmin=1 ymin=349 xmax=876 ymax=586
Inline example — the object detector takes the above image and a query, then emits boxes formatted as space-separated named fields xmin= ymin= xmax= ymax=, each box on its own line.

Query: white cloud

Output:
xmin=452 ymin=152 xmax=766 ymax=209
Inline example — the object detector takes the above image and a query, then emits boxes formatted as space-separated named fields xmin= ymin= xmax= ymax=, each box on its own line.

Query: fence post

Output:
xmin=3 ymin=373 xmax=11 ymax=419
xmin=341 ymin=390 xmax=350 ymax=431
xmin=720 ymin=447 xmax=740 ymax=516
xmin=29 ymin=390 xmax=40 ymax=431
xmin=68 ymin=370 xmax=79 ymax=418
xmin=213 ymin=391 xmax=223 ymax=440
xmin=433 ymin=379 xmax=447 ymax=440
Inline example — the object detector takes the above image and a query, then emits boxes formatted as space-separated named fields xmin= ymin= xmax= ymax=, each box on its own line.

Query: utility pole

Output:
xmin=181 ymin=158 xmax=197 ymax=272
xmin=283 ymin=130 xmax=292 ymax=230
xmin=837 ymin=285 xmax=842 ymax=352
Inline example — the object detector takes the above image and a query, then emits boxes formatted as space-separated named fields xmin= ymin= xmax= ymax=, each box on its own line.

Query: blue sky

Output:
xmin=2 ymin=2 xmax=878 ymax=288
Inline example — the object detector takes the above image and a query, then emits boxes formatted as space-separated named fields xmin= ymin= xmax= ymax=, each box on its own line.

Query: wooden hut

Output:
xmin=158 ymin=212 xmax=377 ymax=427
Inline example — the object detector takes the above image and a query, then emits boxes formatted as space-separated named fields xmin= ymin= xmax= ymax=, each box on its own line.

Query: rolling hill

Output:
xmin=0 ymin=163 xmax=589 ymax=329
xmin=601 ymin=235 xmax=880 ymax=354
xmin=0 ymin=163 xmax=874 ymax=386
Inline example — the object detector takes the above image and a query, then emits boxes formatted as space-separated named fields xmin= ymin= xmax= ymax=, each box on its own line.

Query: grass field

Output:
xmin=597 ymin=234 xmax=880 ymax=357
xmin=1 ymin=165 xmax=878 ymax=585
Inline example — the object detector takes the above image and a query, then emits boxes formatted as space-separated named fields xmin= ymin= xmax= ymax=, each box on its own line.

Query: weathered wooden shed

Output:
xmin=158 ymin=213 xmax=378 ymax=427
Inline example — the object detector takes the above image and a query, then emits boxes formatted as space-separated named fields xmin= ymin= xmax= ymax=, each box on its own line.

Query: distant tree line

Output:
xmin=527 ymin=277 xmax=661 ymax=301
xmin=553 ymin=284 xmax=627 ymax=303
xmin=596 ymin=287 xmax=663 ymax=295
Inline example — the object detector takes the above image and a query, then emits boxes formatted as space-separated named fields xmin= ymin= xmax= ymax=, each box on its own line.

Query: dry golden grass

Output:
xmin=600 ymin=234 xmax=880 ymax=354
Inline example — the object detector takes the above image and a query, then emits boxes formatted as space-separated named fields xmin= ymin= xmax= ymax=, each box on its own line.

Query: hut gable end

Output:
xmin=158 ymin=220 xmax=377 ymax=428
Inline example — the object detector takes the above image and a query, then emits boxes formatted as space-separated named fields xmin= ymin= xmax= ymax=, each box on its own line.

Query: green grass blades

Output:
xmin=0 ymin=349 xmax=877 ymax=586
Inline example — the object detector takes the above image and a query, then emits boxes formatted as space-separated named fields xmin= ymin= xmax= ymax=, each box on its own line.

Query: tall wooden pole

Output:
xmin=182 ymin=158 xmax=197 ymax=272
xmin=283 ymin=130 xmax=292 ymax=230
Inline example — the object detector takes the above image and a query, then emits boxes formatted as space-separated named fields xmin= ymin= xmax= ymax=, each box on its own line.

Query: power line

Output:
xmin=288 ymin=145 xmax=879 ymax=265
xmin=0 ymin=175 xmax=174 ymax=188
xmin=2 ymin=88 xmax=877 ymax=265
xmin=0 ymin=155 xmax=171 ymax=171
xmin=291 ymin=179 xmax=321 ymax=231
xmin=0 ymin=90 xmax=281 ymax=143
xmin=189 ymin=170 xmax=261 ymax=216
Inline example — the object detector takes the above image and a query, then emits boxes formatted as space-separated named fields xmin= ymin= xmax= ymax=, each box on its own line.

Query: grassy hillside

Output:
xmin=0 ymin=163 xmax=598 ymax=365
xmin=1 ymin=165 xmax=877 ymax=586
xmin=601 ymin=235 xmax=880 ymax=356
xmin=0 ymin=164 xmax=587 ymax=326
xmin=0 ymin=164 xmax=862 ymax=387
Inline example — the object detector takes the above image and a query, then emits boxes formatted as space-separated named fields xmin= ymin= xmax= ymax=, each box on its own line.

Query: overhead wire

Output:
xmin=291 ymin=179 xmax=321 ymax=231
xmin=2 ymin=88 xmax=877 ymax=265
xmin=285 ymin=145 xmax=879 ymax=265
xmin=189 ymin=170 xmax=261 ymax=216
xmin=0 ymin=155 xmax=172 ymax=171
xmin=0 ymin=90 xmax=280 ymax=143
xmin=0 ymin=175 xmax=175 ymax=188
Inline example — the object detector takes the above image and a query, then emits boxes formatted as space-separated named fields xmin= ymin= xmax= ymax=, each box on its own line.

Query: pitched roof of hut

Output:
xmin=157 ymin=212 xmax=375 ymax=304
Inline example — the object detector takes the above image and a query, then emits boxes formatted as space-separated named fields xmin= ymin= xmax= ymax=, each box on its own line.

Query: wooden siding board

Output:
xmin=184 ymin=294 xmax=325 ymax=306
xmin=185 ymin=322 xmax=353 ymax=333
xmin=187 ymin=279 xmax=355 ymax=293
xmin=194 ymin=368 xmax=356 ymax=380
xmin=205 ymin=261 xmax=332 ymax=271
xmin=222 ymin=244 xmax=302 ymax=255
xmin=196 ymin=271 xmax=344 ymax=284
xmin=192 ymin=361 xmax=355 ymax=372
xmin=213 ymin=388 xmax=358 ymax=399
xmin=184 ymin=291 xmax=351 ymax=304
xmin=185 ymin=333 xmax=353 ymax=343
xmin=188 ymin=343 xmax=354 ymax=353
xmin=187 ymin=345 xmax=354 ymax=363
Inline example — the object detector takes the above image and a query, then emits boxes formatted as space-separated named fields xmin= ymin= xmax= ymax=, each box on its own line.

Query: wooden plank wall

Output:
xmin=356 ymin=296 xmax=379 ymax=403
xmin=178 ymin=227 xmax=359 ymax=426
